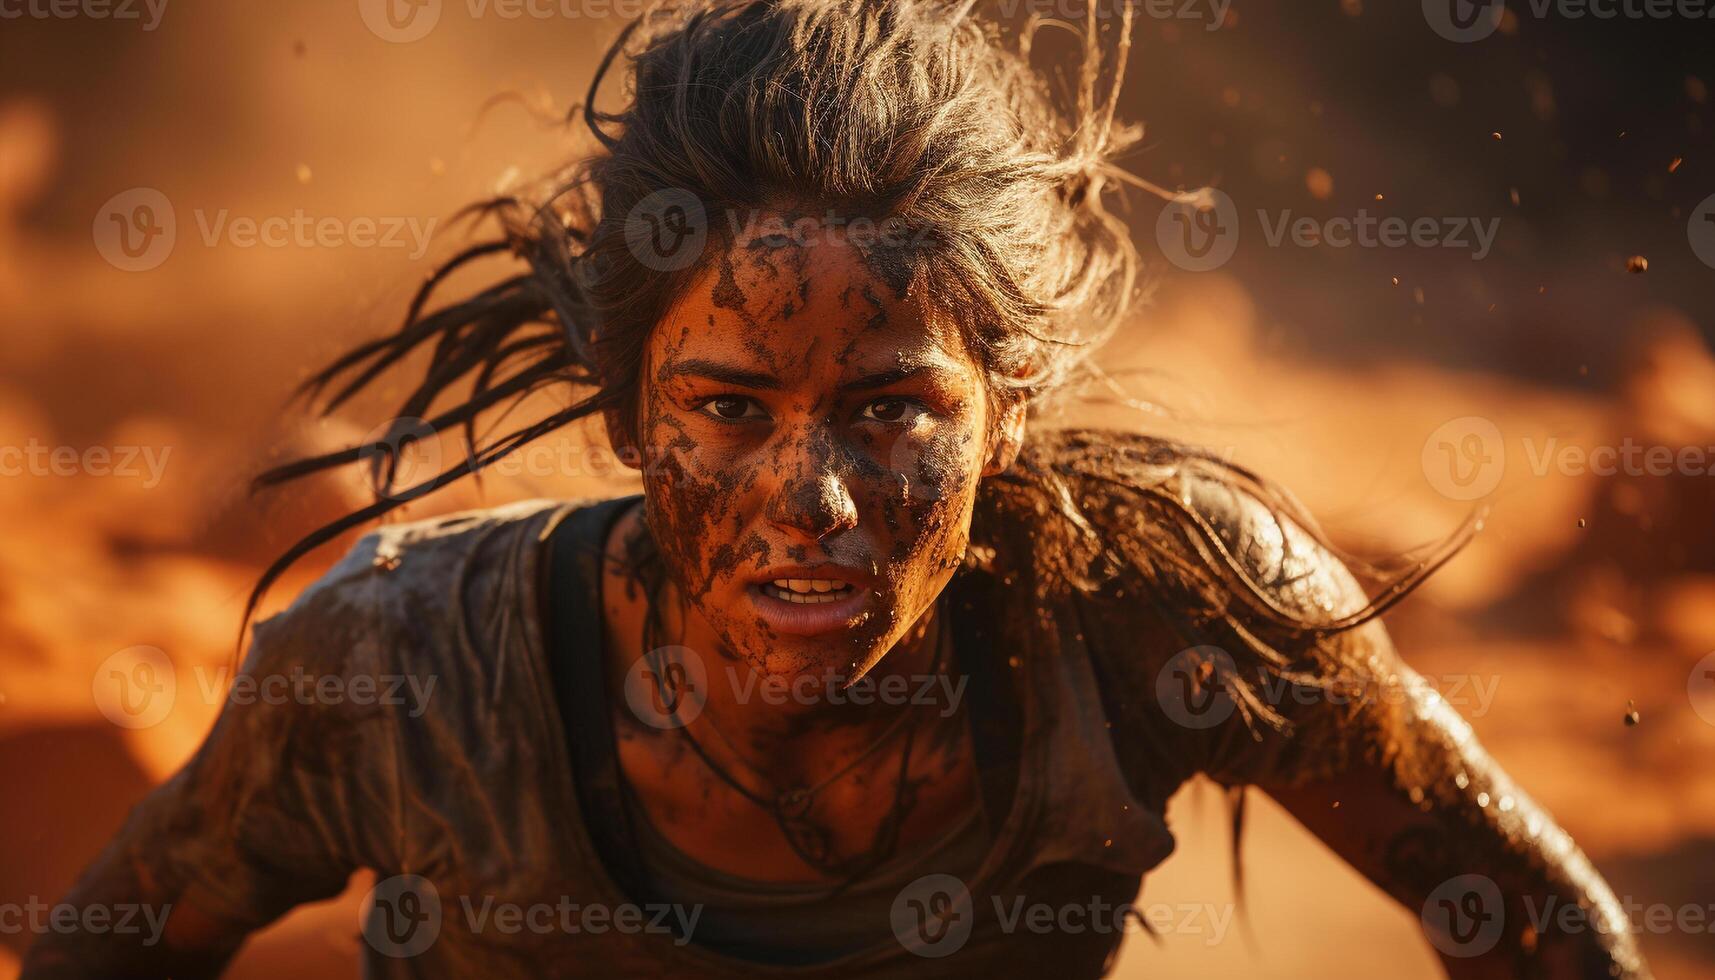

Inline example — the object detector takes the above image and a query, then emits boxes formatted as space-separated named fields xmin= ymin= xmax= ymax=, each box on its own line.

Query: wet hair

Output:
xmin=247 ymin=0 xmax=1153 ymax=623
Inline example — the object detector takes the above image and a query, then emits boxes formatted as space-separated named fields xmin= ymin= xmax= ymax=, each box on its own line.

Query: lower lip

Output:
xmin=746 ymin=584 xmax=874 ymax=636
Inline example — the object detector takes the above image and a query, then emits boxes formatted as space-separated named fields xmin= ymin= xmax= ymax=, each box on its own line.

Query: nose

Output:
xmin=765 ymin=435 xmax=859 ymax=541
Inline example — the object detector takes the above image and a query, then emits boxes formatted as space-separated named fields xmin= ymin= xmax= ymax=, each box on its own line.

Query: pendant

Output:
xmin=775 ymin=787 xmax=814 ymax=819
xmin=777 ymin=812 xmax=833 ymax=867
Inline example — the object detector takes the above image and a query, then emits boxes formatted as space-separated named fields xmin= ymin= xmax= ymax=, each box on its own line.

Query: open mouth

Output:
xmin=761 ymin=578 xmax=857 ymax=604
xmin=746 ymin=567 xmax=875 ymax=636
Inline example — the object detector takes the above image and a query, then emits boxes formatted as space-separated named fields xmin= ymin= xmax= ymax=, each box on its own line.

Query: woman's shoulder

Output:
xmin=246 ymin=497 xmax=610 ymax=688
xmin=982 ymin=426 xmax=1373 ymax=626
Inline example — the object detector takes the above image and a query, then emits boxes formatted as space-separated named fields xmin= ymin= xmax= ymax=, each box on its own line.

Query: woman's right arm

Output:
xmin=22 ymin=571 xmax=391 ymax=978
xmin=18 ymin=788 xmax=314 ymax=978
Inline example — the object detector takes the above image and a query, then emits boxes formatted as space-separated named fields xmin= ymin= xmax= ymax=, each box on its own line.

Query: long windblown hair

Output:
xmin=247 ymin=0 xmax=1466 ymax=649
xmin=247 ymin=0 xmax=1155 ymax=619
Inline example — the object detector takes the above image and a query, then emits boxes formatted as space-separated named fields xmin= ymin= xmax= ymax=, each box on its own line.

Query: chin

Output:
xmin=729 ymin=624 xmax=883 ymax=682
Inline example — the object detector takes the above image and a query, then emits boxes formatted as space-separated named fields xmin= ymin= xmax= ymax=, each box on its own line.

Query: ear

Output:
xmin=981 ymin=399 xmax=1027 ymax=477
xmin=603 ymin=408 xmax=644 ymax=472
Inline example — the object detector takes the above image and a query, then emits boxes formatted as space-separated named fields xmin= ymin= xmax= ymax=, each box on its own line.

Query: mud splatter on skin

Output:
xmin=632 ymin=210 xmax=995 ymax=687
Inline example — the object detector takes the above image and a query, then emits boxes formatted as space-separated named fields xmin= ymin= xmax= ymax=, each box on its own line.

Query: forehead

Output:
xmin=649 ymin=226 xmax=975 ymax=384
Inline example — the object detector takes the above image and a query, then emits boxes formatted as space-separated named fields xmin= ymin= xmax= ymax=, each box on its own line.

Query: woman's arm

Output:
xmin=1230 ymin=620 xmax=1649 ymax=980
xmin=1155 ymin=467 xmax=1651 ymax=978
xmin=21 ymin=567 xmax=387 ymax=977
xmin=1031 ymin=431 xmax=1650 ymax=978
xmin=19 ymin=810 xmax=299 ymax=978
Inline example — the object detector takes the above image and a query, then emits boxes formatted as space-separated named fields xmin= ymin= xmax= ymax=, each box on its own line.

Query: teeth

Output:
xmin=762 ymin=579 xmax=854 ymax=603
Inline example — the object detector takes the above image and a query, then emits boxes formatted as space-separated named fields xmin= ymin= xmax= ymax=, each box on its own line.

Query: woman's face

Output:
xmin=625 ymin=213 xmax=1019 ymax=684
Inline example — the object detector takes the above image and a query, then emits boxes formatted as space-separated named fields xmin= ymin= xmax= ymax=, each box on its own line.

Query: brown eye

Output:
xmin=861 ymin=398 xmax=918 ymax=424
xmin=699 ymin=396 xmax=764 ymax=421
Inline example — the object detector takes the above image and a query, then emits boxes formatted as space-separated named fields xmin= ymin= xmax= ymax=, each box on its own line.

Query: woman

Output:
xmin=27 ymin=0 xmax=1647 ymax=976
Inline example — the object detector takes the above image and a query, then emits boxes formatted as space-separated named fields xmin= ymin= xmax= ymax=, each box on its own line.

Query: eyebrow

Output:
xmin=665 ymin=359 xmax=783 ymax=390
xmin=665 ymin=359 xmax=946 ymax=393
xmin=837 ymin=366 xmax=934 ymax=393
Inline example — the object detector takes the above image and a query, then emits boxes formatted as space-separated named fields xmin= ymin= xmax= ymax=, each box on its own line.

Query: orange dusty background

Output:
xmin=2 ymin=1 xmax=1713 ymax=977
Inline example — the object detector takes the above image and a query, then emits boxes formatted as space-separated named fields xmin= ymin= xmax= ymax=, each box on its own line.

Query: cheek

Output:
xmin=870 ymin=421 xmax=983 ymax=579
xmin=637 ymin=405 xmax=751 ymax=594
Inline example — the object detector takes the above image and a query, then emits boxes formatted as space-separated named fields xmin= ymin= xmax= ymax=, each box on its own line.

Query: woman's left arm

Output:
xmin=1028 ymin=435 xmax=1650 ymax=977
xmin=1215 ymin=616 xmax=1651 ymax=980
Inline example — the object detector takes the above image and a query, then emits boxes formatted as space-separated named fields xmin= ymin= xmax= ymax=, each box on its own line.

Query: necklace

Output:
xmin=670 ymin=607 xmax=950 ymax=881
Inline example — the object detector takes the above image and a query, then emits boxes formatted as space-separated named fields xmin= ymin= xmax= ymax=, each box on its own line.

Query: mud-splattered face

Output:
xmin=630 ymin=214 xmax=1009 ymax=683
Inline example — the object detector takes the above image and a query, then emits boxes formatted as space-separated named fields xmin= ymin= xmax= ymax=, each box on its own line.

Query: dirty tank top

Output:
xmin=57 ymin=430 xmax=1385 ymax=978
